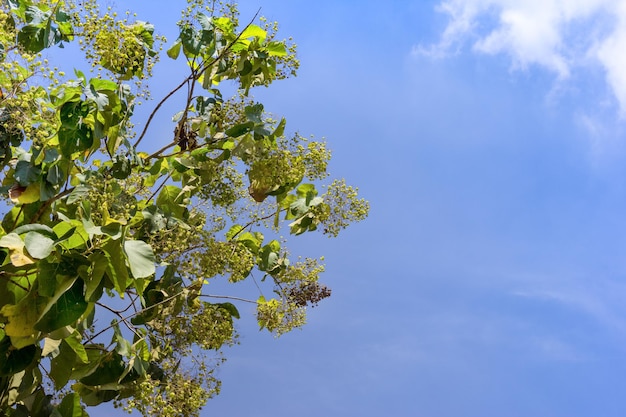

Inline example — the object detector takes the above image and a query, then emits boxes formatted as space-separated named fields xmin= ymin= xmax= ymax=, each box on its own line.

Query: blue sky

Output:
xmin=117 ymin=0 xmax=626 ymax=415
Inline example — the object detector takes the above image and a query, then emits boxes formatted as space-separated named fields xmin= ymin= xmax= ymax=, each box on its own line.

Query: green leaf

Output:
xmin=156 ymin=185 xmax=187 ymax=219
xmin=55 ymin=226 xmax=76 ymax=243
xmin=34 ymin=278 xmax=88 ymax=333
xmin=1 ymin=289 xmax=44 ymax=343
xmin=14 ymin=160 xmax=41 ymax=186
xmin=141 ymin=206 xmax=167 ymax=233
xmin=225 ymin=122 xmax=254 ymax=138
xmin=85 ymin=84 xmax=109 ymax=110
xmin=57 ymin=393 xmax=89 ymax=417
xmin=0 ymin=336 xmax=37 ymax=376
xmin=46 ymin=164 xmax=64 ymax=185
xmin=296 ymin=183 xmax=317 ymax=198
xmin=124 ymin=240 xmax=156 ymax=278
xmin=54 ymin=221 xmax=88 ymax=250
xmin=58 ymin=101 xmax=94 ymax=158
xmin=66 ymin=186 xmax=90 ymax=205
xmin=167 ymin=40 xmax=181 ymax=59
xmin=258 ymin=241 xmax=281 ymax=273
xmin=75 ymin=383 xmax=119 ymax=406
xmin=38 ymin=260 xmax=58 ymax=297
xmin=111 ymin=156 xmax=132 ymax=179
xmin=101 ymin=222 xmax=122 ymax=239
xmin=180 ymin=25 xmax=201 ymax=56
xmin=23 ymin=231 xmax=54 ymax=259
xmin=85 ymin=252 xmax=107 ymax=301
xmin=271 ymin=118 xmax=286 ymax=139
xmin=50 ymin=340 xmax=76 ymax=389
xmin=237 ymin=232 xmax=262 ymax=253
xmin=17 ymin=24 xmax=46 ymax=53
xmin=13 ymin=223 xmax=56 ymax=238
xmin=64 ymin=330 xmax=88 ymax=364
xmin=103 ymin=240 xmax=130 ymax=294
xmin=217 ymin=302 xmax=240 ymax=319
xmin=241 ymin=24 xmax=266 ymax=41
xmin=289 ymin=212 xmax=317 ymax=235
xmin=244 ymin=103 xmax=264 ymax=123
xmin=266 ymin=41 xmax=287 ymax=56
xmin=79 ymin=351 xmax=125 ymax=386
xmin=226 ymin=224 xmax=244 ymax=240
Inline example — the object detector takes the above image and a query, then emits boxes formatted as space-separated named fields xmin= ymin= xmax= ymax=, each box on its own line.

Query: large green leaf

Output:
xmin=13 ymin=223 xmax=56 ymax=239
xmin=17 ymin=24 xmax=46 ymax=53
xmin=167 ymin=40 xmax=181 ymax=59
xmin=84 ymin=252 xmax=107 ymax=301
xmin=34 ymin=278 xmax=88 ymax=333
xmin=266 ymin=41 xmax=287 ymax=56
xmin=75 ymin=383 xmax=119 ymax=406
xmin=49 ymin=339 xmax=77 ymax=389
xmin=0 ymin=336 xmax=37 ymax=376
xmin=123 ymin=240 xmax=155 ymax=278
xmin=57 ymin=393 xmax=89 ymax=417
xmin=156 ymin=185 xmax=187 ymax=219
xmin=58 ymin=101 xmax=94 ymax=158
xmin=79 ymin=351 xmax=126 ymax=387
xmin=13 ymin=160 xmax=41 ymax=187
xmin=54 ymin=221 xmax=88 ymax=250
xmin=23 ymin=231 xmax=54 ymax=259
xmin=103 ymin=240 xmax=130 ymax=293
xmin=258 ymin=241 xmax=281 ymax=273
xmin=0 ymin=289 xmax=44 ymax=344
xmin=217 ymin=302 xmax=240 ymax=319
xmin=38 ymin=260 xmax=58 ymax=297
xmin=240 ymin=24 xmax=266 ymax=41
xmin=225 ymin=121 xmax=254 ymax=138
xmin=64 ymin=330 xmax=88 ymax=364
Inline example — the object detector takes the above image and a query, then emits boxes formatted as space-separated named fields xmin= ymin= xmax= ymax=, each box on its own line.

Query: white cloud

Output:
xmin=513 ymin=282 xmax=626 ymax=341
xmin=419 ymin=0 xmax=626 ymax=115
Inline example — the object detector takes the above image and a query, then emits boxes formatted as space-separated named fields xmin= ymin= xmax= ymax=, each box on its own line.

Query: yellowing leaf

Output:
xmin=1 ymin=291 xmax=44 ymax=340
xmin=10 ymin=249 xmax=35 ymax=266
xmin=14 ymin=183 xmax=41 ymax=204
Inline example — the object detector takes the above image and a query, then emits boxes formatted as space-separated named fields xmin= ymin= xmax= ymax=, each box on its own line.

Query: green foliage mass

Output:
xmin=0 ymin=0 xmax=369 ymax=416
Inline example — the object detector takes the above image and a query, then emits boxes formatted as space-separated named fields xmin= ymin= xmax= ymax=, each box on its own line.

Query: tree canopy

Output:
xmin=0 ymin=1 xmax=368 ymax=415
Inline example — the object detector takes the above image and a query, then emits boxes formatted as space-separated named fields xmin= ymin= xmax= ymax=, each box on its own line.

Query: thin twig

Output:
xmin=228 ymin=210 xmax=280 ymax=241
xmin=30 ymin=187 xmax=74 ymax=224
xmin=147 ymin=172 xmax=172 ymax=203
xmin=96 ymin=301 xmax=144 ymax=340
xmin=85 ymin=289 xmax=186 ymax=344
xmin=199 ymin=294 xmax=257 ymax=304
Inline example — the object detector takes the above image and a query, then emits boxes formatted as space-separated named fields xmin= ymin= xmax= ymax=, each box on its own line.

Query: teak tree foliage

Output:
xmin=0 ymin=0 xmax=369 ymax=416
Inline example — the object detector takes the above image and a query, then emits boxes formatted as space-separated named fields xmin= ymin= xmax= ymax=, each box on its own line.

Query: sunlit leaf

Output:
xmin=167 ymin=40 xmax=181 ymax=59
xmin=124 ymin=240 xmax=156 ymax=278
xmin=0 ymin=290 xmax=44 ymax=340
xmin=266 ymin=41 xmax=287 ymax=56
xmin=24 ymin=231 xmax=55 ymax=259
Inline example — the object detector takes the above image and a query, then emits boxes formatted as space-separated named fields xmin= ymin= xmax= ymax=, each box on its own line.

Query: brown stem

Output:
xmin=85 ymin=289 xmax=186 ymax=344
xmin=228 ymin=210 xmax=280 ymax=241
xmin=30 ymin=187 xmax=74 ymax=224
xmin=147 ymin=172 xmax=172 ymax=203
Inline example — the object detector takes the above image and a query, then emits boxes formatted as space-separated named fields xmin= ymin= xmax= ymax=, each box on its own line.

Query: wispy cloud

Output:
xmin=417 ymin=0 xmax=626 ymax=115
xmin=512 ymin=281 xmax=626 ymax=341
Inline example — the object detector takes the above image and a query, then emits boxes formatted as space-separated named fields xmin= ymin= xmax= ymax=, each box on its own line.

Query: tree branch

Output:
xmin=133 ymin=9 xmax=261 ymax=150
